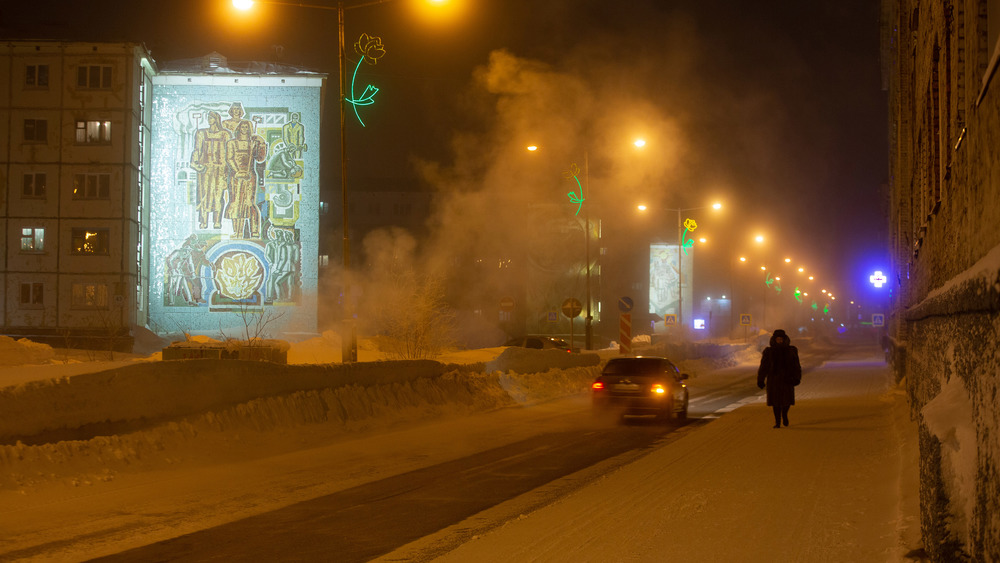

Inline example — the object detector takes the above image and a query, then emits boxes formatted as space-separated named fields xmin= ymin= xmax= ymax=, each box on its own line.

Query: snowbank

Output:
xmin=0 ymin=340 xmax=604 ymax=491
xmin=0 ymin=362 xmax=601 ymax=490
xmin=0 ymin=336 xmax=55 ymax=367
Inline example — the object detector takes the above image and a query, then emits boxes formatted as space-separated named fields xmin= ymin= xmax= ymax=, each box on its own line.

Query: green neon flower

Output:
xmin=563 ymin=163 xmax=584 ymax=215
xmin=680 ymin=217 xmax=699 ymax=255
xmin=347 ymin=33 xmax=387 ymax=127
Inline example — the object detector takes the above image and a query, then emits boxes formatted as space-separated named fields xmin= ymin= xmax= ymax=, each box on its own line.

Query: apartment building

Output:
xmin=1 ymin=41 xmax=154 ymax=349
xmin=2 ymin=42 xmax=324 ymax=348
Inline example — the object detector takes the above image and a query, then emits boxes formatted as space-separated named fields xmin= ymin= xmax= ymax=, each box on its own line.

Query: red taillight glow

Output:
xmin=592 ymin=381 xmax=605 ymax=391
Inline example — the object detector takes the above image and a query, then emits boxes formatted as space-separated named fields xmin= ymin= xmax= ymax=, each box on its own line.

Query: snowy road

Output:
xmin=1 ymin=342 xmax=898 ymax=562
xmin=78 ymin=363 xmax=775 ymax=562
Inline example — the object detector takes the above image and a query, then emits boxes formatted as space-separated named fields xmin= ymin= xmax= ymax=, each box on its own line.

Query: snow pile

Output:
xmin=0 ymin=336 xmax=54 ymax=367
xmin=921 ymin=370 xmax=978 ymax=548
xmin=0 ymin=353 xmax=601 ymax=490
xmin=287 ymin=331 xmax=341 ymax=364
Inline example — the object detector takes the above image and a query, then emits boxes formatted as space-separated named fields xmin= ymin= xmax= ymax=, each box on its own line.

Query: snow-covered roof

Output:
xmin=156 ymin=51 xmax=322 ymax=77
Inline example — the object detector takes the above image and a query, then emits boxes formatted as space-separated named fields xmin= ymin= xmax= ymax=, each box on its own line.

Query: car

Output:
xmin=504 ymin=336 xmax=573 ymax=353
xmin=591 ymin=356 xmax=689 ymax=422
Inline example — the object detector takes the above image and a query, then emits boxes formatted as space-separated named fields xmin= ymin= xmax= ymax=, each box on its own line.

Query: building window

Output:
xmin=20 ymin=283 xmax=44 ymax=306
xmin=26 ymin=64 xmax=49 ymax=88
xmin=23 ymin=119 xmax=47 ymax=143
xmin=319 ymin=254 xmax=329 ymax=267
xmin=77 ymin=65 xmax=112 ymax=89
xmin=71 ymin=228 xmax=110 ymax=255
xmin=73 ymin=173 xmax=111 ymax=199
xmin=22 ymin=173 xmax=47 ymax=198
xmin=75 ymin=120 xmax=111 ymax=144
xmin=72 ymin=283 xmax=108 ymax=308
xmin=20 ymin=227 xmax=45 ymax=252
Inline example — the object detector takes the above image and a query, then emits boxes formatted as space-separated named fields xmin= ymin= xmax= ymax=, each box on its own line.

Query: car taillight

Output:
xmin=651 ymin=384 xmax=667 ymax=394
xmin=592 ymin=381 xmax=605 ymax=391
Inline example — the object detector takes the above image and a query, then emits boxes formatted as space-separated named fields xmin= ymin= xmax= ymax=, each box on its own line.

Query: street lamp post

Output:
xmin=583 ymin=151 xmax=593 ymax=351
xmin=639 ymin=203 xmax=721 ymax=334
xmin=233 ymin=0 xmax=422 ymax=362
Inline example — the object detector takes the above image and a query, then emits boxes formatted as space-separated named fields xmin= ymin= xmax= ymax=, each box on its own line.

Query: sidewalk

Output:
xmin=390 ymin=354 xmax=924 ymax=562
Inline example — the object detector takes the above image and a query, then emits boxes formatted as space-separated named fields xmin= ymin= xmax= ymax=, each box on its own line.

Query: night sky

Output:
xmin=2 ymin=0 xmax=888 ymax=305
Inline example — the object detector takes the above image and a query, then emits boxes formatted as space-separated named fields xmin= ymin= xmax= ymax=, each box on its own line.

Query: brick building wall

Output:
xmin=886 ymin=1 xmax=1000 ymax=560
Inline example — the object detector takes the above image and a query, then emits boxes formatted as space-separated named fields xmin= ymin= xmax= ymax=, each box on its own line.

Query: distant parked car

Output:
xmin=592 ymin=356 xmax=689 ymax=422
xmin=504 ymin=336 xmax=573 ymax=353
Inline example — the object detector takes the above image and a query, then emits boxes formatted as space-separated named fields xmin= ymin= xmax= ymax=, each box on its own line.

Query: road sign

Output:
xmin=618 ymin=296 xmax=634 ymax=313
xmin=499 ymin=296 xmax=515 ymax=312
xmin=872 ymin=313 xmax=885 ymax=327
xmin=619 ymin=313 xmax=632 ymax=354
xmin=664 ymin=314 xmax=677 ymax=326
xmin=740 ymin=313 xmax=752 ymax=326
xmin=547 ymin=311 xmax=558 ymax=323
xmin=562 ymin=298 xmax=583 ymax=319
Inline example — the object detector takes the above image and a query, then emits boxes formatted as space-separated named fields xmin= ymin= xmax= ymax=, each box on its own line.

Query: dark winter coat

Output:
xmin=757 ymin=330 xmax=802 ymax=407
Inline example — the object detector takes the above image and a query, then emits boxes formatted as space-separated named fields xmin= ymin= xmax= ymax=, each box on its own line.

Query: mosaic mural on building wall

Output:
xmin=149 ymin=79 xmax=322 ymax=334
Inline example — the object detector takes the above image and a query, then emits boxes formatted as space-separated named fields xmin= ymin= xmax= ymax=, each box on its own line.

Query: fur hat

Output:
xmin=770 ymin=329 xmax=790 ymax=346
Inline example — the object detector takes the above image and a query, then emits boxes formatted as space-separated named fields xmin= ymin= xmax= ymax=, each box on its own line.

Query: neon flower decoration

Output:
xmin=563 ymin=163 xmax=585 ymax=215
xmin=680 ymin=218 xmax=697 ymax=255
xmin=347 ymin=33 xmax=386 ymax=127
xmin=793 ymin=286 xmax=803 ymax=303
xmin=764 ymin=271 xmax=781 ymax=293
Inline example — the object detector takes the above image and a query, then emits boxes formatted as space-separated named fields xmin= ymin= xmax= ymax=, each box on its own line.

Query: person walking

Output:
xmin=757 ymin=329 xmax=802 ymax=428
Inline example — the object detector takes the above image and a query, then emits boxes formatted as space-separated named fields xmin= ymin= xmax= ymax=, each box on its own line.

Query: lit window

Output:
xmin=20 ymin=283 xmax=44 ymax=306
xmin=71 ymin=283 xmax=108 ymax=308
xmin=77 ymin=65 xmax=112 ymax=89
xmin=22 ymin=173 xmax=46 ymax=198
xmin=71 ymin=228 xmax=110 ymax=255
xmin=20 ymin=227 xmax=45 ymax=252
xmin=26 ymin=64 xmax=49 ymax=88
xmin=75 ymin=120 xmax=112 ymax=144
xmin=73 ymin=173 xmax=111 ymax=199
xmin=23 ymin=119 xmax=47 ymax=143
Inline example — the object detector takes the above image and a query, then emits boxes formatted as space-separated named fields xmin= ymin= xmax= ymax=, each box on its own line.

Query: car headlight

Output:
xmin=651 ymin=383 xmax=667 ymax=395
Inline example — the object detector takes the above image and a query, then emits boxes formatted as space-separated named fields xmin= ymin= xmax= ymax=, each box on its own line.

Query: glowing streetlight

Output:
xmin=634 ymin=138 xmax=647 ymax=148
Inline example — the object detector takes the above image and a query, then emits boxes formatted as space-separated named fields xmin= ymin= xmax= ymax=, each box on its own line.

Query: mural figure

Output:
xmin=281 ymin=112 xmax=307 ymax=158
xmin=267 ymin=142 xmax=304 ymax=180
xmin=165 ymin=234 xmax=212 ymax=305
xmin=189 ymin=111 xmax=230 ymax=229
xmin=265 ymin=227 xmax=300 ymax=302
xmin=226 ymin=120 xmax=268 ymax=238
xmin=221 ymin=102 xmax=251 ymax=136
